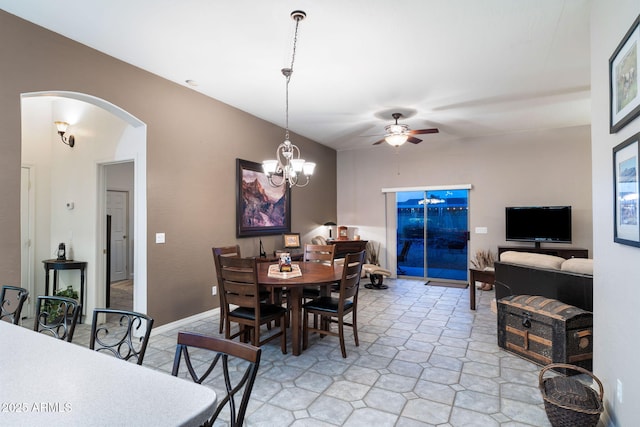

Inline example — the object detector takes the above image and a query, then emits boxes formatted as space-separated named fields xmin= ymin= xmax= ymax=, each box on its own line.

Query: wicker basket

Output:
xmin=539 ymin=363 xmax=603 ymax=427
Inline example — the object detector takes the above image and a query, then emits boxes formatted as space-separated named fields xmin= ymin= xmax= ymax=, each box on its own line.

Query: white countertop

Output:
xmin=0 ymin=322 xmax=216 ymax=426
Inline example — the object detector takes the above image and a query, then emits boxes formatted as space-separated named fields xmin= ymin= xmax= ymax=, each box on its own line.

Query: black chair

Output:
xmin=219 ymin=256 xmax=287 ymax=354
xmin=33 ymin=295 xmax=81 ymax=342
xmin=397 ymin=240 xmax=412 ymax=275
xmin=303 ymin=250 xmax=365 ymax=358
xmin=90 ymin=308 xmax=154 ymax=365
xmin=0 ymin=285 xmax=29 ymax=325
xmin=172 ymin=332 xmax=261 ymax=427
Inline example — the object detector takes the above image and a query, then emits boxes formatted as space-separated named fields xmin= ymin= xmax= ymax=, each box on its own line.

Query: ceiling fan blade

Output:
xmin=410 ymin=128 xmax=439 ymax=135
xmin=407 ymin=136 xmax=422 ymax=144
xmin=372 ymin=139 xmax=386 ymax=145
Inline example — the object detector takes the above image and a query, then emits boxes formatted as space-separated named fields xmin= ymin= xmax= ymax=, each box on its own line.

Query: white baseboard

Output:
xmin=150 ymin=307 xmax=220 ymax=336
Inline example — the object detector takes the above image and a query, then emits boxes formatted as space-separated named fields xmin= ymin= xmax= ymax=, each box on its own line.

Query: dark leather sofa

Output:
xmin=494 ymin=261 xmax=593 ymax=311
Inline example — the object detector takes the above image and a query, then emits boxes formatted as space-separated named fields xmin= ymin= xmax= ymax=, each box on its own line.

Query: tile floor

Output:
xmin=26 ymin=279 xmax=563 ymax=426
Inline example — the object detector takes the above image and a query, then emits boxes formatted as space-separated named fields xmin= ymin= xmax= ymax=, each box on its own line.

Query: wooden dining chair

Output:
xmin=213 ymin=245 xmax=242 ymax=334
xmin=301 ymin=243 xmax=336 ymax=297
xmin=172 ymin=332 xmax=261 ymax=427
xmin=304 ymin=243 xmax=336 ymax=265
xmin=303 ymin=250 xmax=365 ymax=358
xmin=33 ymin=295 xmax=81 ymax=342
xmin=294 ymin=243 xmax=337 ymax=327
xmin=213 ymin=246 xmax=273 ymax=334
xmin=90 ymin=308 xmax=154 ymax=365
xmin=0 ymin=285 xmax=29 ymax=325
xmin=219 ymin=256 xmax=287 ymax=354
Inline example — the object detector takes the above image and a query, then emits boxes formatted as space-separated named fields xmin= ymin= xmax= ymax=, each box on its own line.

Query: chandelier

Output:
xmin=262 ymin=10 xmax=315 ymax=188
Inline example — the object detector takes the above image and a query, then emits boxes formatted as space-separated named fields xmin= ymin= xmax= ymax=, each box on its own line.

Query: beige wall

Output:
xmin=337 ymin=125 xmax=593 ymax=268
xmin=591 ymin=1 xmax=640 ymax=426
xmin=0 ymin=11 xmax=337 ymax=326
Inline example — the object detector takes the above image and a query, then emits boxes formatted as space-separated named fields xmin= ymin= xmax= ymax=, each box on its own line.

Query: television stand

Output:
xmin=498 ymin=246 xmax=588 ymax=259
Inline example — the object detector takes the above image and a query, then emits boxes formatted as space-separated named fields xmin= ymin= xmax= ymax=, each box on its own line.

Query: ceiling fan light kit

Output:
xmin=385 ymin=133 xmax=409 ymax=147
xmin=262 ymin=10 xmax=315 ymax=188
xmin=374 ymin=112 xmax=439 ymax=147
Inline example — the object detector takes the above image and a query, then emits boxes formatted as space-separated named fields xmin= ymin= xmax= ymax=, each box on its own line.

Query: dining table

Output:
xmin=0 ymin=322 xmax=217 ymax=426
xmin=258 ymin=261 xmax=343 ymax=356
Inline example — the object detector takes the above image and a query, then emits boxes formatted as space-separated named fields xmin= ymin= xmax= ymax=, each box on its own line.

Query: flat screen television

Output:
xmin=505 ymin=206 xmax=572 ymax=246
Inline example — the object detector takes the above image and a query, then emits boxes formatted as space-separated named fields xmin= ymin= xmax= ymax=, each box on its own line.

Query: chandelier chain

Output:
xmin=289 ymin=16 xmax=301 ymax=78
xmin=284 ymin=15 xmax=301 ymax=141
xmin=285 ymin=77 xmax=289 ymax=140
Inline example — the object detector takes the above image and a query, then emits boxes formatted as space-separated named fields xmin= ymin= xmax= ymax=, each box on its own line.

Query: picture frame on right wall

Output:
xmin=613 ymin=131 xmax=640 ymax=247
xmin=609 ymin=14 xmax=640 ymax=133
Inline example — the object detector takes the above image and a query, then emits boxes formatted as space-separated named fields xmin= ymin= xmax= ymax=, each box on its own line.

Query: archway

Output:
xmin=20 ymin=91 xmax=147 ymax=322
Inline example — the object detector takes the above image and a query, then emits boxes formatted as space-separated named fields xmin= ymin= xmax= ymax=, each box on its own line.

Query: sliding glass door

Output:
xmin=397 ymin=189 xmax=469 ymax=281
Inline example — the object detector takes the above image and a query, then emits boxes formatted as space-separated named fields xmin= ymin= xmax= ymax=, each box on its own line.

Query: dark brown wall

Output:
xmin=0 ymin=10 xmax=337 ymax=325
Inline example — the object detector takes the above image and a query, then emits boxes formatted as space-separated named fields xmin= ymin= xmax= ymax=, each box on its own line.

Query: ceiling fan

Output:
xmin=373 ymin=112 xmax=439 ymax=146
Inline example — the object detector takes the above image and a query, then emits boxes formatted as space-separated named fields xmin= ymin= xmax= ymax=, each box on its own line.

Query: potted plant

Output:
xmin=44 ymin=285 xmax=79 ymax=323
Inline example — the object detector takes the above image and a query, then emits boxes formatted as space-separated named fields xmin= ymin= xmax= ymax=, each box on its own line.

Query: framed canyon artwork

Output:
xmin=236 ymin=158 xmax=291 ymax=237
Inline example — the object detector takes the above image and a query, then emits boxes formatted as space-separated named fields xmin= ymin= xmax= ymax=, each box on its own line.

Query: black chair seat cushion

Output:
xmin=303 ymin=296 xmax=353 ymax=313
xmin=230 ymin=304 xmax=286 ymax=321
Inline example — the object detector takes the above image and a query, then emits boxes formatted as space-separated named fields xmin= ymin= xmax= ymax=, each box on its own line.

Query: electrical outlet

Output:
xmin=211 ymin=286 xmax=217 ymax=296
xmin=617 ymin=379 xmax=623 ymax=403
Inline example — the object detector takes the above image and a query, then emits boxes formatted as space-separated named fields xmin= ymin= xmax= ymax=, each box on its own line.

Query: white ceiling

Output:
xmin=0 ymin=0 xmax=592 ymax=152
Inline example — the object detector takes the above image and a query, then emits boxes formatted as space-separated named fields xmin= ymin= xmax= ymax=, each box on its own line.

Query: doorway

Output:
xmin=396 ymin=188 xmax=469 ymax=282
xmin=105 ymin=163 xmax=134 ymax=311
xmin=107 ymin=190 xmax=129 ymax=282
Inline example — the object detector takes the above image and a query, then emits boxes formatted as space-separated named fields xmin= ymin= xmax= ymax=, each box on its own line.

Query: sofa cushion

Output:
xmin=499 ymin=251 xmax=565 ymax=270
xmin=561 ymin=258 xmax=593 ymax=275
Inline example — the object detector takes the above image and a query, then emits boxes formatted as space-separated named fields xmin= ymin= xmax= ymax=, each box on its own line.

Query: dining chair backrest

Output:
xmin=213 ymin=245 xmax=242 ymax=285
xmin=219 ymin=256 xmax=260 ymax=308
xmin=33 ymin=295 xmax=81 ymax=342
xmin=0 ymin=285 xmax=29 ymax=325
xmin=172 ymin=332 xmax=261 ymax=427
xmin=213 ymin=245 xmax=242 ymax=334
xmin=90 ymin=308 xmax=155 ymax=365
xmin=338 ymin=250 xmax=366 ymax=302
xmin=303 ymin=244 xmax=335 ymax=266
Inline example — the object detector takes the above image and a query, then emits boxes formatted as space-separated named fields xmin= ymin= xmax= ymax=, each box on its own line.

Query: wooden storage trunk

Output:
xmin=497 ymin=295 xmax=593 ymax=374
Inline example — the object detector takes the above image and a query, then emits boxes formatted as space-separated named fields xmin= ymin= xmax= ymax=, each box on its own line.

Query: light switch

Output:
xmin=155 ymin=233 xmax=166 ymax=244
xmin=475 ymin=227 xmax=488 ymax=234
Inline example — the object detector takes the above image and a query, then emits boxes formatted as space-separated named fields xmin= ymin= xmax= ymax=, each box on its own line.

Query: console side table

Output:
xmin=43 ymin=259 xmax=87 ymax=322
xmin=468 ymin=267 xmax=495 ymax=310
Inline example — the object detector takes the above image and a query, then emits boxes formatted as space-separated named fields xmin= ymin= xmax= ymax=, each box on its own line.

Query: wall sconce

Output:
xmin=54 ymin=121 xmax=75 ymax=147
